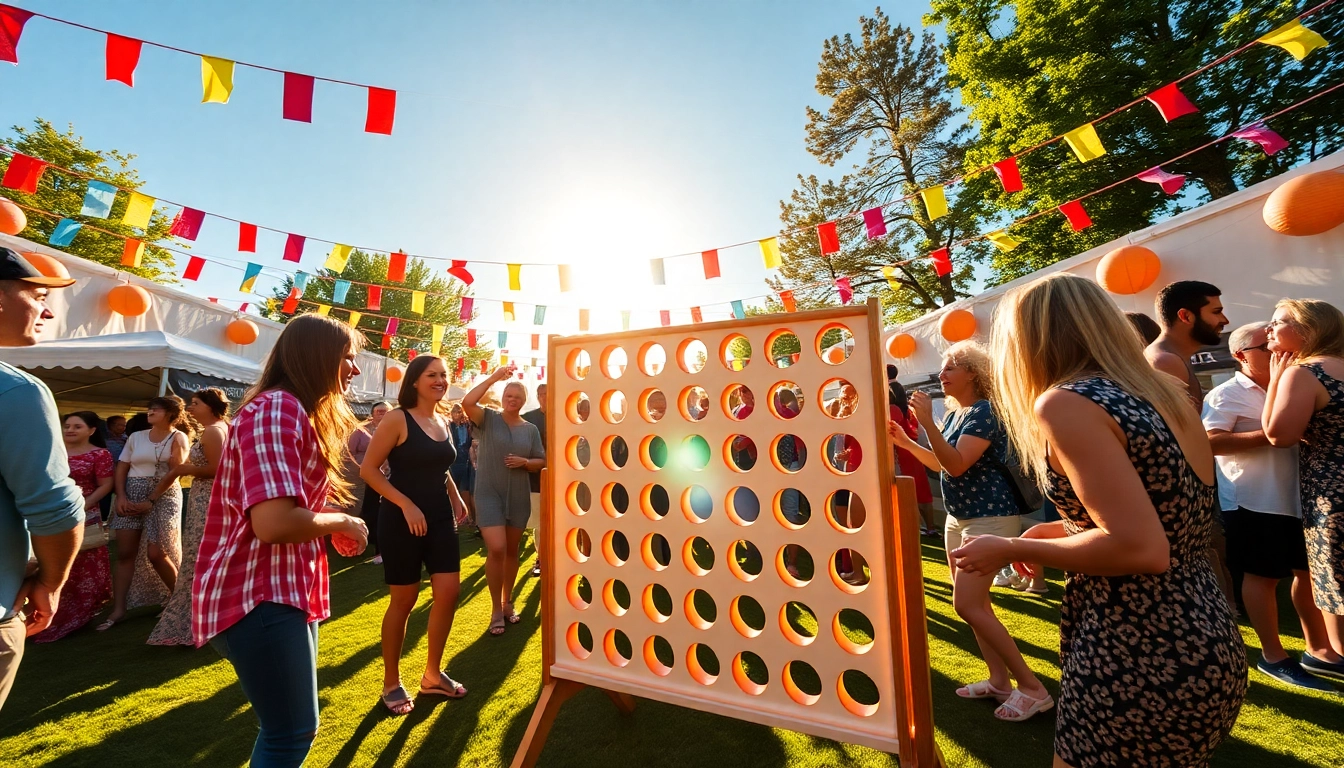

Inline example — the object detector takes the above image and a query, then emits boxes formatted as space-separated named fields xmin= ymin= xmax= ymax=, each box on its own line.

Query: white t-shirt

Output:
xmin=119 ymin=430 xmax=186 ymax=479
xmin=1201 ymin=372 xmax=1300 ymax=517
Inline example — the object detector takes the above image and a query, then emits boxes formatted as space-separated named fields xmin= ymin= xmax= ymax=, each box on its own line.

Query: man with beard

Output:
xmin=1145 ymin=280 xmax=1229 ymax=408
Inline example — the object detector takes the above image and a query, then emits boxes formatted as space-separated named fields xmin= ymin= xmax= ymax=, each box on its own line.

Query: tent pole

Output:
xmin=158 ymin=368 xmax=169 ymax=397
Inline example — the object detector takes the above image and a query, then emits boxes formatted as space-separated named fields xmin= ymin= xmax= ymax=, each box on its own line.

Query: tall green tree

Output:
xmin=1 ymin=119 xmax=178 ymax=281
xmin=264 ymin=249 xmax=491 ymax=372
xmin=774 ymin=8 xmax=980 ymax=321
xmin=927 ymin=0 xmax=1344 ymax=283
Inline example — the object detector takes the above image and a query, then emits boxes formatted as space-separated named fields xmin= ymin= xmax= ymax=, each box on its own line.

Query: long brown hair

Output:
xmin=244 ymin=314 xmax=363 ymax=505
xmin=397 ymin=355 xmax=444 ymax=410
xmin=148 ymin=395 xmax=193 ymax=435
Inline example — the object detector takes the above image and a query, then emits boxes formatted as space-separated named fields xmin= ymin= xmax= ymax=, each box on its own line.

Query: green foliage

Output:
xmin=264 ymin=249 xmax=490 ymax=371
xmin=1 ymin=119 xmax=178 ymax=281
xmin=926 ymin=0 xmax=1344 ymax=284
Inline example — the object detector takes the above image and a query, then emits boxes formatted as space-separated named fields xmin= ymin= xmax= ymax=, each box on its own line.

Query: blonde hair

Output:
xmin=942 ymin=340 xmax=994 ymax=411
xmin=991 ymin=273 xmax=1196 ymax=481
xmin=1276 ymin=298 xmax=1344 ymax=361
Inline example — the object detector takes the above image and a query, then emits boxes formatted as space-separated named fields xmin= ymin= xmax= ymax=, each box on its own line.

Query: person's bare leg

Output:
xmin=145 ymin=541 xmax=178 ymax=591
xmin=1323 ymin=612 xmax=1344 ymax=659
xmin=422 ymin=572 xmax=463 ymax=690
xmin=500 ymin=526 xmax=524 ymax=614
xmin=480 ymin=526 xmax=509 ymax=624
xmin=1242 ymin=573 xmax=1286 ymax=662
xmin=954 ymin=569 xmax=1048 ymax=698
xmin=1293 ymin=571 xmax=1344 ymax=661
xmin=918 ymin=503 xmax=939 ymax=533
xmin=106 ymin=528 xmax=143 ymax=623
xmin=381 ymin=583 xmax=419 ymax=708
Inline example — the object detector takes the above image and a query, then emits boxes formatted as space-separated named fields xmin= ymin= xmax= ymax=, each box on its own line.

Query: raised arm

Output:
xmin=463 ymin=365 xmax=513 ymax=426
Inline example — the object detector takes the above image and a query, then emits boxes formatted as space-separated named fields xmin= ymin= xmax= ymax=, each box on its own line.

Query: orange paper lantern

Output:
xmin=1096 ymin=245 xmax=1161 ymax=295
xmin=886 ymin=333 xmax=917 ymax=359
xmin=939 ymin=309 xmax=977 ymax=342
xmin=20 ymin=252 xmax=71 ymax=282
xmin=386 ymin=366 xmax=404 ymax=383
xmin=225 ymin=318 xmax=259 ymax=345
xmin=1263 ymin=171 xmax=1344 ymax=236
xmin=107 ymin=284 xmax=151 ymax=317
xmin=0 ymin=198 xmax=26 ymax=235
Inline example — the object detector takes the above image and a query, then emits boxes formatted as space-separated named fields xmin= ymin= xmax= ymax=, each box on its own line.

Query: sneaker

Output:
xmin=993 ymin=567 xmax=1015 ymax=588
xmin=1300 ymin=652 xmax=1344 ymax=682
xmin=1257 ymin=655 xmax=1336 ymax=691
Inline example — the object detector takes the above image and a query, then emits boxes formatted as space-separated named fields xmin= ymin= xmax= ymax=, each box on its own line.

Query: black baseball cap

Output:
xmin=0 ymin=246 xmax=75 ymax=287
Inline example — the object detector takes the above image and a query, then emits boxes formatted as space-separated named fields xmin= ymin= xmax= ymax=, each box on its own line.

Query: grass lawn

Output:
xmin=2 ymin=536 xmax=1340 ymax=767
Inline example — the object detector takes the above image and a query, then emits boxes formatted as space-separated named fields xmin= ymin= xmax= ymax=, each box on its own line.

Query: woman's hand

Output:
xmin=503 ymin=454 xmax=528 ymax=469
xmin=331 ymin=514 xmax=369 ymax=557
xmin=909 ymin=391 xmax=934 ymax=427
xmin=84 ymin=496 xmax=100 ymax=513
xmin=492 ymin=363 xmax=516 ymax=382
xmin=887 ymin=420 xmax=913 ymax=446
xmin=402 ymin=502 xmax=428 ymax=537
xmin=1268 ymin=350 xmax=1294 ymax=383
xmin=950 ymin=534 xmax=1013 ymax=576
xmin=449 ymin=491 xmax=467 ymax=527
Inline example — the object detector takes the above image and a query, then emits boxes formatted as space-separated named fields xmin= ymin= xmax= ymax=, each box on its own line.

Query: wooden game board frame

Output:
xmin=511 ymin=299 xmax=940 ymax=767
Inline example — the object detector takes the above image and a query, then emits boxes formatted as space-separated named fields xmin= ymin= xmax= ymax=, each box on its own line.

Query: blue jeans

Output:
xmin=210 ymin=602 xmax=320 ymax=768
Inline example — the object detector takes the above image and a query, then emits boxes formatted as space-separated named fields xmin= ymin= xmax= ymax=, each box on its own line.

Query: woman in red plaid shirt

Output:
xmin=192 ymin=315 xmax=370 ymax=768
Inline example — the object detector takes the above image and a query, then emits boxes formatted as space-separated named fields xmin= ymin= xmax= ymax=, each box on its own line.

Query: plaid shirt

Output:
xmin=192 ymin=389 xmax=331 ymax=646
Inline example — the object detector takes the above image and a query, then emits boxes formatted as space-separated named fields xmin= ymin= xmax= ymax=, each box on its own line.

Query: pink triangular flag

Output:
xmin=1232 ymin=122 xmax=1288 ymax=156
xmin=836 ymin=277 xmax=854 ymax=304
xmin=169 ymin=207 xmax=205 ymax=241
xmin=283 ymin=233 xmax=305 ymax=263
xmin=861 ymin=207 xmax=887 ymax=239
xmin=1136 ymin=166 xmax=1187 ymax=195
xmin=282 ymin=72 xmax=315 ymax=123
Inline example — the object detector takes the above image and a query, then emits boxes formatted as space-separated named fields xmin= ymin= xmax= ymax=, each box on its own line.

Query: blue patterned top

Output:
xmin=938 ymin=399 xmax=1018 ymax=519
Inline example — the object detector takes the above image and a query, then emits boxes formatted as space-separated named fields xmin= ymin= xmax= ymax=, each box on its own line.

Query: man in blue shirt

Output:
xmin=0 ymin=247 xmax=83 ymax=710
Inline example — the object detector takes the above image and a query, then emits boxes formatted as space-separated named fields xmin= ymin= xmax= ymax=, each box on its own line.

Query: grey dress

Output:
xmin=473 ymin=408 xmax=544 ymax=528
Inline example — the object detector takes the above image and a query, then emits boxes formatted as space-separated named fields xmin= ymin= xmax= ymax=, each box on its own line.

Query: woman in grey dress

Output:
xmin=463 ymin=365 xmax=545 ymax=636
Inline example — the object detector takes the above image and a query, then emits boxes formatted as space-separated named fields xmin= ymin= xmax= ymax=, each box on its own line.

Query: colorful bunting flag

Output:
xmin=1 ymin=154 xmax=46 ymax=193
xmin=241 ymin=302 xmax=252 ymax=313
xmin=411 ymin=291 xmax=426 ymax=314
xmin=467 ymin=329 xmax=477 ymax=348
xmin=385 ymin=317 xmax=399 ymax=336
xmin=365 ymin=87 xmax=396 ymax=135
xmin=621 ymin=311 xmax=631 ymax=330
xmin=240 ymin=262 xmax=263 ymax=292
xmin=48 ymin=218 xmax=82 ymax=247
xmin=324 ymin=243 xmax=352 ymax=272
xmin=1137 ymin=166 xmax=1187 ymax=195
xmin=650 ymin=258 xmax=665 ymax=285
xmin=986 ymin=231 xmax=1022 ymax=252
xmin=407 ymin=350 xmax=417 ymax=362
xmin=348 ymin=311 xmax=362 ymax=328
xmin=503 ymin=302 xmax=515 ymax=322
xmin=992 ymin=157 xmax=1023 ymax=193
xmin=1062 ymin=123 xmax=1107 ymax=163
xmin=0 ymin=5 xmax=34 ymax=64
xmin=862 ymin=207 xmax=887 ymax=239
xmin=105 ymin=34 xmax=141 ymax=86
xmin=170 ymin=207 xmax=205 ymax=241
xmin=238 ymin=222 xmax=258 ymax=252
xmin=387 ymin=250 xmax=407 ymax=282
xmin=731 ymin=300 xmax=745 ymax=320
xmin=533 ymin=305 xmax=546 ymax=325
xmin=578 ymin=309 xmax=590 ymax=331
xmin=1059 ymin=200 xmax=1093 ymax=232
xmin=294 ymin=272 xmax=310 ymax=291
xmin=498 ymin=331 xmax=507 ymax=348
xmin=920 ymin=185 xmax=948 ymax=220
xmin=759 ymin=237 xmax=782 ymax=269
xmin=881 ymin=265 xmax=900 ymax=290
xmin=508 ymin=263 xmax=521 ymax=290
xmin=817 ymin=221 xmax=840 ymax=254
xmin=317 ymin=304 xmax=331 ymax=316
xmin=282 ymin=72 xmax=315 ymax=122
xmin=558 ymin=264 xmax=573 ymax=292
xmin=200 ymin=56 xmax=235 ymax=104
xmin=431 ymin=324 xmax=445 ymax=356
xmin=120 ymin=192 xmax=155 ymax=229
xmin=480 ymin=360 xmax=488 ymax=373
xmin=283 ymin=233 xmax=305 ymax=263
xmin=531 ymin=334 xmax=539 ymax=351
xmin=779 ymin=290 xmax=797 ymax=313
xmin=447 ymin=260 xmax=474 ymax=285
xmin=183 ymin=256 xmax=205 ymax=281
xmin=121 ymin=238 xmax=144 ymax=268
xmin=459 ymin=296 xmax=473 ymax=321
xmin=1232 ymin=122 xmax=1288 ymax=155
xmin=691 ymin=306 xmax=703 ymax=323
xmin=930 ymin=247 xmax=952 ymax=277
xmin=1145 ymin=83 xmax=1199 ymax=123
xmin=366 ymin=285 xmax=382 ymax=310
xmin=282 ymin=287 xmax=301 ymax=315
xmin=80 ymin=181 xmax=116 ymax=218
xmin=332 ymin=280 xmax=351 ymax=304
xmin=500 ymin=354 xmax=509 ymax=368
xmin=1256 ymin=19 xmax=1329 ymax=61
xmin=659 ymin=310 xmax=671 ymax=327
xmin=701 ymin=250 xmax=720 ymax=279
xmin=836 ymin=277 xmax=854 ymax=305
xmin=380 ymin=334 xmax=392 ymax=350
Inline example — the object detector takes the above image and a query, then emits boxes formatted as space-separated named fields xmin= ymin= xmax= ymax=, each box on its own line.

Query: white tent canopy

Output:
xmin=0 ymin=330 xmax=260 ymax=383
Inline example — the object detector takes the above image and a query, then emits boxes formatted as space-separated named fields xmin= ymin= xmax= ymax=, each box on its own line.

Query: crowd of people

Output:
xmin=2 ymin=242 xmax=1343 ymax=768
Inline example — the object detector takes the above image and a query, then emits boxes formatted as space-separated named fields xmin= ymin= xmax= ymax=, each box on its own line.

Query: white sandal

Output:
xmin=994 ymin=688 xmax=1054 ymax=722
xmin=955 ymin=680 xmax=1011 ymax=701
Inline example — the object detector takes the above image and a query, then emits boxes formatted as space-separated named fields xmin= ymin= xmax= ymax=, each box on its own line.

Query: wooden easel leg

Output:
xmin=510 ymin=679 xmax=585 ymax=768
xmin=604 ymin=689 xmax=637 ymax=714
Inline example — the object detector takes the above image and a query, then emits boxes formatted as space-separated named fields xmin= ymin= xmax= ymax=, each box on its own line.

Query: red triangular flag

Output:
xmin=366 ymin=285 xmax=382 ymax=311
xmin=480 ymin=359 xmax=489 ymax=373
xmin=282 ymin=72 xmax=315 ymax=123
xmin=701 ymin=250 xmax=720 ymax=279
xmin=282 ymin=287 xmax=301 ymax=315
xmin=407 ymin=349 xmax=418 ymax=362
xmin=457 ymin=357 xmax=465 ymax=374
xmin=447 ymin=260 xmax=474 ymax=285
xmin=659 ymin=310 xmax=671 ymax=327
xmin=170 ymin=207 xmax=205 ymax=241
xmin=817 ymin=221 xmax=840 ymax=255
xmin=365 ymin=87 xmax=396 ymax=135
xmin=467 ymin=329 xmax=477 ymax=348
xmin=1145 ymin=83 xmax=1198 ymax=123
xmin=1 ymin=154 xmax=45 ymax=193
xmin=691 ymin=306 xmax=703 ymax=323
xmin=1059 ymin=200 xmax=1092 ymax=232
xmin=105 ymin=34 xmax=141 ymax=86
xmin=387 ymin=250 xmax=407 ymax=282
xmin=239 ymin=302 xmax=249 ymax=313
xmin=993 ymin=157 xmax=1023 ymax=193
xmin=283 ymin=233 xmax=305 ymax=263
xmin=381 ymin=334 xmax=392 ymax=350
xmin=183 ymin=256 xmax=205 ymax=281
xmin=930 ymin=247 xmax=952 ymax=277
xmin=238 ymin=222 xmax=257 ymax=252
xmin=0 ymin=6 xmax=34 ymax=64
xmin=779 ymin=290 xmax=797 ymax=313
xmin=836 ymin=277 xmax=853 ymax=304
xmin=862 ymin=207 xmax=887 ymax=239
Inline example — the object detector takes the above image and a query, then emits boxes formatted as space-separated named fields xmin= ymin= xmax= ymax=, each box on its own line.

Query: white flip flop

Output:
xmin=994 ymin=688 xmax=1054 ymax=722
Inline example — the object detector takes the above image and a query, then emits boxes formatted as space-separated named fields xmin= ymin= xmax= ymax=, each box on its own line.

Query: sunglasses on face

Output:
xmin=1237 ymin=343 xmax=1271 ymax=354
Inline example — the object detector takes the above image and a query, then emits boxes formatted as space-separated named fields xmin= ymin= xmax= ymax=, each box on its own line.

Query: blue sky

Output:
xmin=1 ymin=0 xmax=935 ymax=352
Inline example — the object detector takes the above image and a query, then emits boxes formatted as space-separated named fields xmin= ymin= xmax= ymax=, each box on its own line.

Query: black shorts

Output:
xmin=1226 ymin=506 xmax=1309 ymax=580
xmin=378 ymin=500 xmax=461 ymax=585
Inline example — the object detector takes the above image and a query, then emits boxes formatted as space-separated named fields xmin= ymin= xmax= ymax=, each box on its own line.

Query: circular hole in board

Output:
xmin=838 ymin=669 xmax=881 ymax=717
xmin=780 ymin=601 xmax=819 ymax=647
xmin=723 ymin=434 xmax=757 ymax=472
xmin=600 ymin=345 xmax=627 ymax=379
xmin=768 ymin=381 xmax=805 ymax=419
xmin=639 ymin=388 xmax=668 ymax=423
xmin=833 ymin=609 xmax=876 ymax=655
xmin=770 ymin=434 xmax=806 ymax=473
xmin=603 ymin=628 xmax=632 ymax=668
xmin=565 ymin=481 xmax=591 ymax=516
xmin=784 ymin=660 xmax=822 ymax=706
xmin=733 ymin=651 xmax=769 ymax=696
xmin=683 ymin=536 xmax=715 ymax=576
xmin=772 ymin=488 xmax=811 ymax=530
xmin=687 ymin=643 xmax=719 ymax=686
xmin=722 ymin=384 xmax=755 ymax=420
xmin=825 ymin=490 xmax=864 ymax=533
xmin=677 ymin=338 xmax=708 ymax=374
xmin=816 ymin=323 xmax=854 ymax=366
xmin=640 ymin=483 xmax=669 ymax=519
xmin=565 ymin=349 xmax=591 ymax=380
xmin=719 ymin=333 xmax=752 ymax=371
xmin=641 ymin=533 xmax=671 ymax=571
xmin=766 ymin=330 xmax=801 ymax=369
xmin=775 ymin=545 xmax=815 ymax=588
xmin=830 ymin=548 xmax=871 ymax=594
xmin=730 ymin=595 xmax=766 ymax=638
xmin=565 ymin=528 xmax=591 ymax=563
xmin=638 ymin=342 xmax=666 ymax=376
xmin=726 ymin=486 xmax=760 ymax=525
xmin=642 ymin=583 xmax=673 ymax=623
xmin=644 ymin=635 xmax=675 ymax=677
xmin=727 ymin=540 xmax=763 ymax=583
xmin=566 ymin=622 xmax=592 ymax=659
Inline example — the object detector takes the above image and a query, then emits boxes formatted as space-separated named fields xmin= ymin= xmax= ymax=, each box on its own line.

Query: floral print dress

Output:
xmin=32 ymin=449 xmax=113 ymax=642
xmin=1298 ymin=362 xmax=1344 ymax=614
xmin=1046 ymin=377 xmax=1246 ymax=768
xmin=148 ymin=439 xmax=213 ymax=646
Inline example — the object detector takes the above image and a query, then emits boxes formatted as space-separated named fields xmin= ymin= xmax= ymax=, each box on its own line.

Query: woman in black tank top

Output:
xmin=360 ymin=356 xmax=468 ymax=715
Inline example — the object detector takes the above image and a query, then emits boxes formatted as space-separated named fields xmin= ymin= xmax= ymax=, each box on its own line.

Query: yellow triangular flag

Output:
xmin=411 ymin=291 xmax=426 ymax=314
xmin=348 ymin=311 xmax=362 ymax=328
xmin=1257 ymin=19 xmax=1328 ymax=61
xmin=122 ymin=192 xmax=155 ymax=229
xmin=200 ymin=56 xmax=235 ymax=104
xmin=503 ymin=301 xmax=515 ymax=322
xmin=986 ymin=230 xmax=1022 ymax=252
xmin=881 ymin=265 xmax=900 ymax=290
xmin=324 ymin=244 xmax=352 ymax=273
xmin=1062 ymin=123 xmax=1107 ymax=163
xmin=500 ymin=354 xmax=509 ymax=368
xmin=759 ymin=237 xmax=782 ymax=269
xmin=431 ymin=324 xmax=444 ymax=357
xmin=920 ymin=185 xmax=948 ymax=220
xmin=507 ymin=264 xmax=521 ymax=291
xmin=317 ymin=304 xmax=331 ymax=316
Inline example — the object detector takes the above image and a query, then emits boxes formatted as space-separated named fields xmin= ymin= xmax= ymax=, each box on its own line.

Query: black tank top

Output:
xmin=383 ymin=409 xmax=456 ymax=519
